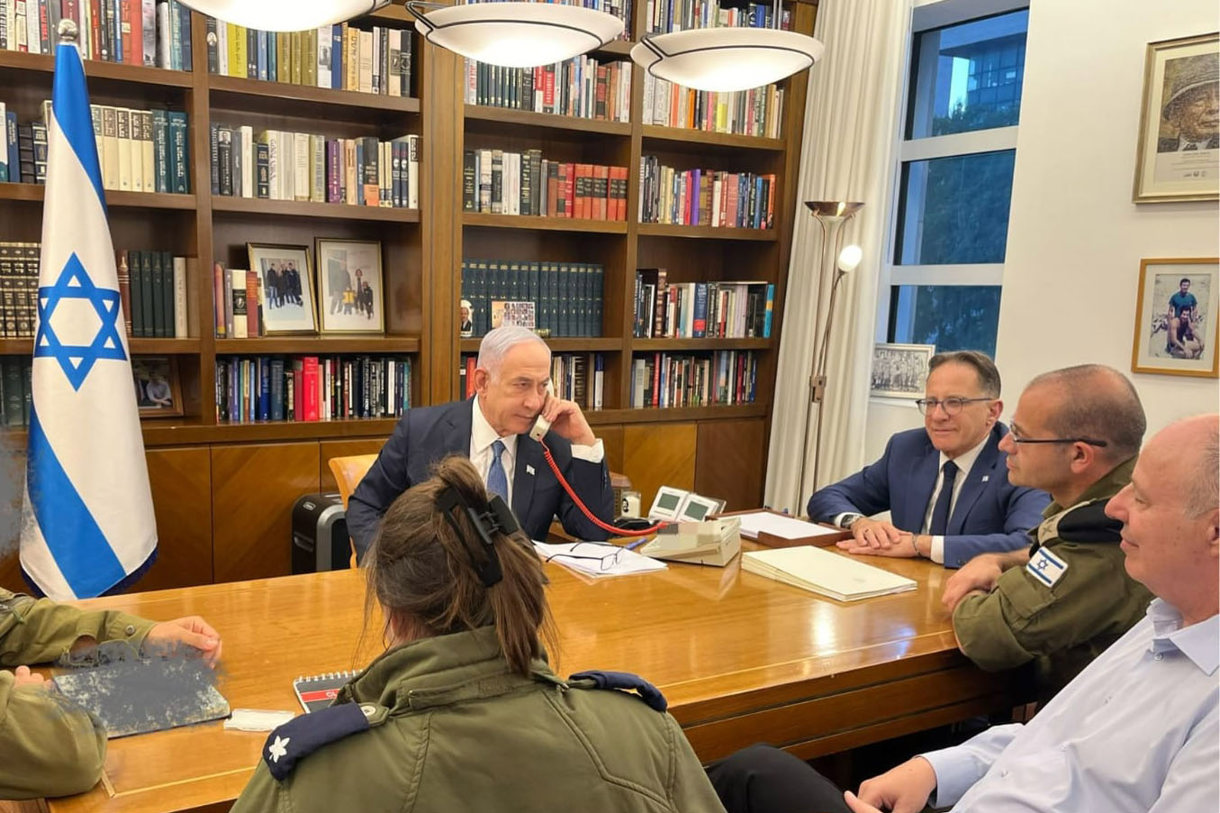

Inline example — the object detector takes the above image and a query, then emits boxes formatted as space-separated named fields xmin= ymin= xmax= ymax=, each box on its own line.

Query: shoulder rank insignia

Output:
xmin=567 ymin=669 xmax=668 ymax=712
xmin=262 ymin=703 xmax=383 ymax=780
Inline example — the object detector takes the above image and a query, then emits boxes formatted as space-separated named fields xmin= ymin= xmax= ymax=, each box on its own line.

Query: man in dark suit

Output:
xmin=347 ymin=326 xmax=614 ymax=559
xmin=807 ymin=351 xmax=1049 ymax=569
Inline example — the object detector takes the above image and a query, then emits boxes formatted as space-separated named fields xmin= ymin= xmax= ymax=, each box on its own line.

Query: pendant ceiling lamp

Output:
xmin=408 ymin=1 xmax=624 ymax=69
xmin=178 ymin=0 xmax=390 ymax=32
xmin=629 ymin=0 xmax=823 ymax=93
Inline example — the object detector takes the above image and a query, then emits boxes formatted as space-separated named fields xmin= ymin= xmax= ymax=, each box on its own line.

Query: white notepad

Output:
xmin=742 ymin=546 xmax=917 ymax=601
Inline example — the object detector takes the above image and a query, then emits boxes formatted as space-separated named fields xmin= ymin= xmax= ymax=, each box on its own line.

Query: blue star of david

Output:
xmin=34 ymin=252 xmax=127 ymax=391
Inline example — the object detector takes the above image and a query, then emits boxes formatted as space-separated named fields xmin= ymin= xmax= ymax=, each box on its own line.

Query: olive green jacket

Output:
xmin=953 ymin=457 xmax=1153 ymax=699
xmin=0 ymin=589 xmax=155 ymax=800
xmin=234 ymin=626 xmax=725 ymax=813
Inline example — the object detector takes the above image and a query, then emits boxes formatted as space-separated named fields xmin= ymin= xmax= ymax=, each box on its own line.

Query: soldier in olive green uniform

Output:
xmin=0 ymin=589 xmax=222 ymax=800
xmin=944 ymin=365 xmax=1153 ymax=701
xmin=233 ymin=456 xmax=725 ymax=813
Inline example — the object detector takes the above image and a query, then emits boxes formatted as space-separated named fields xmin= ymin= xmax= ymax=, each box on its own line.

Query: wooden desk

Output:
xmin=52 ymin=552 xmax=1013 ymax=813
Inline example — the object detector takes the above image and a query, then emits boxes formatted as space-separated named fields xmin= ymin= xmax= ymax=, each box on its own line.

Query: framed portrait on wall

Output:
xmin=132 ymin=356 xmax=183 ymax=417
xmin=1132 ymin=33 xmax=1219 ymax=203
xmin=247 ymin=243 xmax=318 ymax=335
xmin=315 ymin=239 xmax=385 ymax=335
xmin=1131 ymin=257 xmax=1219 ymax=378
xmin=870 ymin=343 xmax=935 ymax=399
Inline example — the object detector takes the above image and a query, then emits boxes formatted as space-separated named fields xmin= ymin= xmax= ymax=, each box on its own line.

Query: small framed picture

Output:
xmin=1132 ymin=33 xmax=1219 ymax=203
xmin=870 ymin=343 xmax=935 ymax=399
xmin=459 ymin=299 xmax=474 ymax=338
xmin=247 ymin=243 xmax=318 ymax=335
xmin=1131 ymin=257 xmax=1219 ymax=378
xmin=132 ymin=356 xmax=183 ymax=417
xmin=316 ymin=239 xmax=385 ymax=335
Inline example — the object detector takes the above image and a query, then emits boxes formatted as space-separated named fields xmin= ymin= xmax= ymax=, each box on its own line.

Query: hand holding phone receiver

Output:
xmin=528 ymin=380 xmax=556 ymax=442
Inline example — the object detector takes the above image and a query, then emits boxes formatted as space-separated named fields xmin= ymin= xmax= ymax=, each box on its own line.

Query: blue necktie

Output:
xmin=487 ymin=439 xmax=509 ymax=502
xmin=929 ymin=460 xmax=959 ymax=536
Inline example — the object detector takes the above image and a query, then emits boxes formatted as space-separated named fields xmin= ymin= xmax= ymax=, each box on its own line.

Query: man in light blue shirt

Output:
xmin=707 ymin=414 xmax=1218 ymax=813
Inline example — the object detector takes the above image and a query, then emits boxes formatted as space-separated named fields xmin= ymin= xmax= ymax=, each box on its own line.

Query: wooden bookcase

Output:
xmin=0 ymin=0 xmax=815 ymax=592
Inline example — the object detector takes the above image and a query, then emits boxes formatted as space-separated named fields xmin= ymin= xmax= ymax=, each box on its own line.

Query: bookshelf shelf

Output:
xmin=631 ymin=338 xmax=773 ymax=351
xmin=0 ymin=184 xmax=196 ymax=209
xmin=215 ymin=337 xmax=421 ymax=354
xmin=641 ymin=125 xmax=785 ymax=152
xmin=586 ymin=404 xmax=770 ymax=425
xmin=463 ymin=213 xmax=628 ymax=233
xmin=209 ymin=76 xmax=421 ymax=121
xmin=141 ymin=416 xmax=401 ymax=446
xmin=211 ymin=197 xmax=421 ymax=223
xmin=0 ymin=51 xmax=193 ymax=88
xmin=0 ymin=338 xmax=201 ymax=355
xmin=464 ymin=105 xmax=632 ymax=138
xmin=636 ymin=223 xmax=778 ymax=241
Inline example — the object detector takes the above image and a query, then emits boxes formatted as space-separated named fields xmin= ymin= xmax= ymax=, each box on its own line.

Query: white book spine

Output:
xmin=311 ymin=133 xmax=325 ymax=203
xmin=316 ymin=25 xmax=331 ymax=89
xmin=240 ymin=124 xmax=254 ymax=198
xmin=173 ymin=256 xmax=188 ymax=338
xmin=407 ymin=134 xmax=419 ymax=210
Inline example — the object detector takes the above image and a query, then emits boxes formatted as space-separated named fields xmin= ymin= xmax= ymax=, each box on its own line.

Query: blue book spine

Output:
xmin=257 ymin=31 xmax=269 ymax=80
xmin=168 ymin=111 xmax=188 ymax=193
xmin=178 ymin=0 xmax=192 ymax=71
xmin=692 ymin=282 xmax=708 ymax=338
xmin=5 ymin=113 xmax=17 ymax=181
xmin=763 ymin=283 xmax=774 ymax=338
xmin=267 ymin=29 xmax=277 ymax=80
xmin=330 ymin=25 xmax=343 ymax=90
xmin=152 ymin=108 xmax=169 ymax=193
xmin=259 ymin=357 xmax=271 ymax=421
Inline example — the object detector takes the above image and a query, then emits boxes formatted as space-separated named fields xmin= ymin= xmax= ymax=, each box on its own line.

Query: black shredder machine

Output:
xmin=292 ymin=493 xmax=351 ymax=573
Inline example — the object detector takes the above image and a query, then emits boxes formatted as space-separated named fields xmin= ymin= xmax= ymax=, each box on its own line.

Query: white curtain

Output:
xmin=764 ymin=0 xmax=909 ymax=515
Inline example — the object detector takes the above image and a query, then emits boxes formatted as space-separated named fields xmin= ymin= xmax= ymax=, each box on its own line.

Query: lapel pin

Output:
xmin=982 ymin=475 xmax=990 ymax=482
xmin=526 ymin=464 xmax=536 ymax=476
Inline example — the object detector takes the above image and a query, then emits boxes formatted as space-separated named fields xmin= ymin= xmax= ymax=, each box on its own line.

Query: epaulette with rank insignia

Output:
xmin=261 ymin=702 xmax=387 ymax=781
xmin=567 ymin=670 xmax=667 ymax=712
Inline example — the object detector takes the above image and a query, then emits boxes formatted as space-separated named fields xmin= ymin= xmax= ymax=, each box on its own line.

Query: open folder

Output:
xmin=742 ymin=546 xmax=917 ymax=602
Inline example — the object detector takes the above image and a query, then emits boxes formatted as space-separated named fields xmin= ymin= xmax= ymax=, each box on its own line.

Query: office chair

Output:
xmin=328 ymin=454 xmax=377 ymax=568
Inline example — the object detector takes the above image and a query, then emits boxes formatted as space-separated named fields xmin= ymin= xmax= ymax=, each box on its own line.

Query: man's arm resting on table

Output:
xmin=0 ymin=672 xmax=107 ymax=799
xmin=0 ymin=592 xmax=156 ymax=667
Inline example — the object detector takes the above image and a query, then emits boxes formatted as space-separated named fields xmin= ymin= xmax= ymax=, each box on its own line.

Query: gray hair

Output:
xmin=928 ymin=350 xmax=1001 ymax=398
xmin=1186 ymin=417 xmax=1219 ymax=517
xmin=476 ymin=326 xmax=548 ymax=378
xmin=1027 ymin=365 xmax=1146 ymax=462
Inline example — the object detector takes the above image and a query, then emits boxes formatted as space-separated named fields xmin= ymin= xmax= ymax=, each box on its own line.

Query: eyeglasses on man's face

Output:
xmin=1007 ymin=427 xmax=1109 ymax=448
xmin=915 ymin=396 xmax=992 ymax=416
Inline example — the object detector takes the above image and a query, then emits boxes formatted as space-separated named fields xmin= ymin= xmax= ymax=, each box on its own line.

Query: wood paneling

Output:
xmin=319 ymin=438 xmax=389 ymax=492
xmin=597 ymin=425 xmax=625 ymax=476
xmin=622 ymin=422 xmax=696 ymax=506
xmin=134 ymin=447 xmax=213 ymax=591
xmin=211 ymin=443 xmax=319 ymax=583
xmin=696 ymin=418 xmax=766 ymax=511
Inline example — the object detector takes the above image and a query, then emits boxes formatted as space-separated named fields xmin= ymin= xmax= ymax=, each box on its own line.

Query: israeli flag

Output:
xmin=19 ymin=35 xmax=157 ymax=600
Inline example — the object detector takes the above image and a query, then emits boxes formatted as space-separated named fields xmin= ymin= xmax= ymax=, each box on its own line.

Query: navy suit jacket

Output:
xmin=806 ymin=423 xmax=1050 ymax=568
xmin=347 ymin=398 xmax=614 ymax=559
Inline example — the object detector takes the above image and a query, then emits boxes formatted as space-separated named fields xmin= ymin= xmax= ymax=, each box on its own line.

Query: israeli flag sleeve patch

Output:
xmin=1026 ymin=546 xmax=1069 ymax=589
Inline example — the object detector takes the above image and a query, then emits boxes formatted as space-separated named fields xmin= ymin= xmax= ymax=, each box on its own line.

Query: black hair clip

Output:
xmin=435 ymin=487 xmax=522 ymax=587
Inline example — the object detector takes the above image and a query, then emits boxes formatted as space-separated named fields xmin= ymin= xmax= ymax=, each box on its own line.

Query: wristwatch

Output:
xmin=839 ymin=512 xmax=864 ymax=530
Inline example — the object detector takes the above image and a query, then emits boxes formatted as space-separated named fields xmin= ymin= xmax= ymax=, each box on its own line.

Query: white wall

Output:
xmin=865 ymin=0 xmax=1220 ymax=458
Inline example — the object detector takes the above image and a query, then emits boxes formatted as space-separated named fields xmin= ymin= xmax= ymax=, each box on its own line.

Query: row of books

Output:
xmin=630 ymin=350 xmax=758 ymax=408
xmin=204 ymin=19 xmax=413 ymax=97
xmin=212 ymin=262 xmax=280 ymax=339
xmin=642 ymin=75 xmax=785 ymax=138
xmin=458 ymin=352 xmax=606 ymax=411
xmin=462 ymin=149 xmax=629 ymax=221
xmin=0 ymin=106 xmax=44 ymax=184
xmin=0 ymin=0 xmax=193 ymax=69
xmin=0 ymin=356 xmax=30 ymax=427
xmin=633 ymin=270 xmax=774 ymax=339
xmin=215 ymin=355 xmax=412 ymax=424
xmin=639 ymin=157 xmax=776 ymax=229
xmin=117 ymin=249 xmax=188 ymax=338
xmin=209 ymin=125 xmax=420 ymax=208
xmin=644 ymin=0 xmax=791 ymax=34
xmin=463 ymin=56 xmax=632 ymax=122
xmin=460 ymin=259 xmax=604 ymax=339
xmin=0 ymin=241 xmax=37 ymax=338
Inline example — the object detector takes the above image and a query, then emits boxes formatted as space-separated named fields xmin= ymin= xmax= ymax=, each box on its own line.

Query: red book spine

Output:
xmin=563 ymin=162 xmax=574 ymax=218
xmin=119 ymin=0 xmax=134 ymax=64
xmin=212 ymin=262 xmax=226 ymax=337
xmin=302 ymin=356 xmax=320 ymax=421
xmin=245 ymin=271 xmax=259 ymax=338
xmin=126 ymin=0 xmax=142 ymax=65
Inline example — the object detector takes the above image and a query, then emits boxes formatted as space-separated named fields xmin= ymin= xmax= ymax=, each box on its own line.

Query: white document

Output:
xmin=532 ymin=541 xmax=666 ymax=578
xmin=735 ymin=511 xmax=840 ymax=540
xmin=742 ymin=546 xmax=916 ymax=602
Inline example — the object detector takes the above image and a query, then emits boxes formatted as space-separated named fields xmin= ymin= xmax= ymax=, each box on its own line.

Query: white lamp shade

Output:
xmin=180 ymin=0 xmax=389 ymax=32
xmin=411 ymin=2 xmax=624 ymax=68
xmin=630 ymin=28 xmax=824 ymax=93
xmin=837 ymin=244 xmax=863 ymax=273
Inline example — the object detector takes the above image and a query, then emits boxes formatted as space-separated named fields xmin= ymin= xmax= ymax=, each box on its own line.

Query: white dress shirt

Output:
xmin=922 ymin=599 xmax=1219 ymax=811
xmin=920 ymin=434 xmax=989 ymax=564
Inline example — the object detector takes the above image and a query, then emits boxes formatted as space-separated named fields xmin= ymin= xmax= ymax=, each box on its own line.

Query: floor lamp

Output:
xmin=798 ymin=200 xmax=864 ymax=505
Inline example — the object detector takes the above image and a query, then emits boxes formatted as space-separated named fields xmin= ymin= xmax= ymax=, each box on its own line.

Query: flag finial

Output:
xmin=57 ymin=18 xmax=79 ymax=44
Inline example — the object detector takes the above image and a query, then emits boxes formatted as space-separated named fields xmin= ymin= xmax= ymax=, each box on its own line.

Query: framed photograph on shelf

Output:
xmin=870 ymin=343 xmax=935 ymax=399
xmin=1131 ymin=257 xmax=1219 ymax=378
xmin=132 ymin=356 xmax=183 ymax=417
xmin=247 ymin=243 xmax=317 ymax=335
xmin=1132 ymin=33 xmax=1219 ymax=203
xmin=316 ymin=239 xmax=385 ymax=335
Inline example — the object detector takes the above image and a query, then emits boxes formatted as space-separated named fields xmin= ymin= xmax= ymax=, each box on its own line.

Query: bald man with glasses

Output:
xmin=942 ymin=364 xmax=1154 ymax=700
xmin=807 ymin=351 xmax=1050 ymax=569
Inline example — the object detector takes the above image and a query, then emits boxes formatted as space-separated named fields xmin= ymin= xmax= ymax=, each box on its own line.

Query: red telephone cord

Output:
xmin=539 ymin=440 xmax=667 ymax=537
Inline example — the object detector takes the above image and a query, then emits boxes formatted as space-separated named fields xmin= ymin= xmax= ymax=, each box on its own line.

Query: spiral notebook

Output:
xmin=292 ymin=671 xmax=357 ymax=713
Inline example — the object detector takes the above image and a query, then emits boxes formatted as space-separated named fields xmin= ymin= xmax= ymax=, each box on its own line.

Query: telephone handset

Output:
xmin=528 ymin=380 xmax=556 ymax=442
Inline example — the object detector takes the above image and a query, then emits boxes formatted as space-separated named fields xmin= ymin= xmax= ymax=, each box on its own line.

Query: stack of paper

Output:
xmin=735 ymin=511 xmax=840 ymax=540
xmin=532 ymin=541 xmax=667 ymax=578
xmin=742 ymin=546 xmax=916 ymax=601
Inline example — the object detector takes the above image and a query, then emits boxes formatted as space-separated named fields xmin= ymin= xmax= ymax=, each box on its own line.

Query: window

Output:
xmin=878 ymin=3 xmax=1028 ymax=361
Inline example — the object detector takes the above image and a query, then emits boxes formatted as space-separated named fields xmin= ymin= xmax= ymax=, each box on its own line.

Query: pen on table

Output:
xmin=625 ymin=538 xmax=651 ymax=551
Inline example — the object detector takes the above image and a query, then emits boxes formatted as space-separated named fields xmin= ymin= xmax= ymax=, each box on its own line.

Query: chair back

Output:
xmin=329 ymin=454 xmax=377 ymax=510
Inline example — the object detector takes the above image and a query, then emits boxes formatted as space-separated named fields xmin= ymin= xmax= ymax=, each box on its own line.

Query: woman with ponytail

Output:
xmin=233 ymin=455 xmax=723 ymax=812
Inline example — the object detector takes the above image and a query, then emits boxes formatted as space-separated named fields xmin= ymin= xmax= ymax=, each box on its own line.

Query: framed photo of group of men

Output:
xmin=246 ymin=240 xmax=385 ymax=336
xmin=870 ymin=343 xmax=935 ymax=399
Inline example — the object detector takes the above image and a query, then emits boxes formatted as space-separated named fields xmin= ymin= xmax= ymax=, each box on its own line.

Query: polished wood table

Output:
xmin=51 ymin=550 xmax=1013 ymax=812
